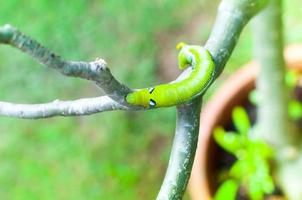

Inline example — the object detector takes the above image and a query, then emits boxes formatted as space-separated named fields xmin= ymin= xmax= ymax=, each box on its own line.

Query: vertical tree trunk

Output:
xmin=253 ymin=0 xmax=291 ymax=147
xmin=253 ymin=1 xmax=302 ymax=199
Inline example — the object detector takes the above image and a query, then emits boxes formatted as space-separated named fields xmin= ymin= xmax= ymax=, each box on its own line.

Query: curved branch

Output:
xmin=0 ymin=96 xmax=127 ymax=119
xmin=205 ymin=0 xmax=269 ymax=77
xmin=0 ymin=25 xmax=194 ymax=110
xmin=0 ymin=24 xmax=131 ymax=104
xmin=157 ymin=0 xmax=269 ymax=199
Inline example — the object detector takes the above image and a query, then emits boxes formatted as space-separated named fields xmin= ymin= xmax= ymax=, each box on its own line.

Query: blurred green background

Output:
xmin=0 ymin=0 xmax=301 ymax=199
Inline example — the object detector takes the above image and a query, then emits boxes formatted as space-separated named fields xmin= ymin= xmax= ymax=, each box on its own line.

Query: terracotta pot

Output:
xmin=188 ymin=44 xmax=302 ymax=200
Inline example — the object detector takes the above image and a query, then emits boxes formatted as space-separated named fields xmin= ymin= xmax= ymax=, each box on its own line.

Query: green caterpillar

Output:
xmin=126 ymin=43 xmax=215 ymax=108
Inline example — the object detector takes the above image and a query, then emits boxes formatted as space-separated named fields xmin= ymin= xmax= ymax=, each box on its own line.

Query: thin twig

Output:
xmin=0 ymin=96 xmax=127 ymax=119
xmin=0 ymin=24 xmax=131 ymax=104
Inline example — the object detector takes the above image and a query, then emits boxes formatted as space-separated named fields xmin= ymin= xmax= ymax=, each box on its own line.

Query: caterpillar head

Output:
xmin=126 ymin=87 xmax=156 ymax=108
xmin=176 ymin=42 xmax=193 ymax=70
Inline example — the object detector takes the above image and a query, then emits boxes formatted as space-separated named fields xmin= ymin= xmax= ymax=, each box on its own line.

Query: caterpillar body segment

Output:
xmin=126 ymin=44 xmax=215 ymax=108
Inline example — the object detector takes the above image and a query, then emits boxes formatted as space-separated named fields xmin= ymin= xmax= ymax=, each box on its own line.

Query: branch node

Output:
xmin=0 ymin=24 xmax=15 ymax=43
xmin=90 ymin=58 xmax=108 ymax=73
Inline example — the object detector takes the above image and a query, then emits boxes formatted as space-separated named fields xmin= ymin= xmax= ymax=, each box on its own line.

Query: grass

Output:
xmin=0 ymin=0 xmax=301 ymax=199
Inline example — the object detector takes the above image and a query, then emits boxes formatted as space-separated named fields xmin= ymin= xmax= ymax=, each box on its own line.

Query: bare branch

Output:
xmin=0 ymin=25 xmax=210 ymax=113
xmin=157 ymin=98 xmax=201 ymax=200
xmin=0 ymin=96 xmax=127 ymax=119
xmin=0 ymin=24 xmax=131 ymax=104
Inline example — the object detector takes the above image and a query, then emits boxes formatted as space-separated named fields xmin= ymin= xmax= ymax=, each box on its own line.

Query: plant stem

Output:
xmin=206 ymin=0 xmax=269 ymax=78
xmin=0 ymin=25 xmax=131 ymax=105
xmin=157 ymin=98 xmax=202 ymax=200
xmin=253 ymin=1 xmax=302 ymax=199
xmin=157 ymin=0 xmax=269 ymax=199
xmin=253 ymin=0 xmax=292 ymax=147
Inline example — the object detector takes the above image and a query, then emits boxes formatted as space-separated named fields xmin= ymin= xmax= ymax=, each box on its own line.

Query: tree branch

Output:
xmin=253 ymin=1 xmax=302 ymax=199
xmin=157 ymin=98 xmax=202 ymax=200
xmin=158 ymin=0 xmax=269 ymax=199
xmin=0 ymin=24 xmax=131 ymax=104
xmin=0 ymin=96 xmax=127 ymax=119
xmin=205 ymin=0 xmax=269 ymax=77
xmin=253 ymin=0 xmax=291 ymax=149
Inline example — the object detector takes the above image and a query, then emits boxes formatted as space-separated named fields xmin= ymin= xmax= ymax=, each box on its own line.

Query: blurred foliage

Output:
xmin=285 ymin=71 xmax=302 ymax=120
xmin=0 ymin=0 xmax=301 ymax=199
xmin=214 ymin=179 xmax=238 ymax=200
xmin=249 ymin=70 xmax=302 ymax=120
xmin=214 ymin=107 xmax=275 ymax=200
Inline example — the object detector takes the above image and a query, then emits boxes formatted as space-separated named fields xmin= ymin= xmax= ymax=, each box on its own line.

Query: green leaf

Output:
xmin=288 ymin=100 xmax=302 ymax=120
xmin=230 ymin=159 xmax=250 ymax=179
xmin=214 ymin=179 xmax=238 ymax=200
xmin=248 ymin=179 xmax=264 ymax=200
xmin=248 ymin=140 xmax=273 ymax=159
xmin=214 ymin=127 xmax=243 ymax=154
xmin=248 ymin=168 xmax=274 ymax=200
xmin=230 ymin=145 xmax=275 ymax=200
xmin=232 ymin=106 xmax=251 ymax=135
xmin=285 ymin=71 xmax=299 ymax=88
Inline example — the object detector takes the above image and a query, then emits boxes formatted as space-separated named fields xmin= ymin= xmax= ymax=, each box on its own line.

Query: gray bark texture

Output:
xmin=254 ymin=1 xmax=302 ymax=199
